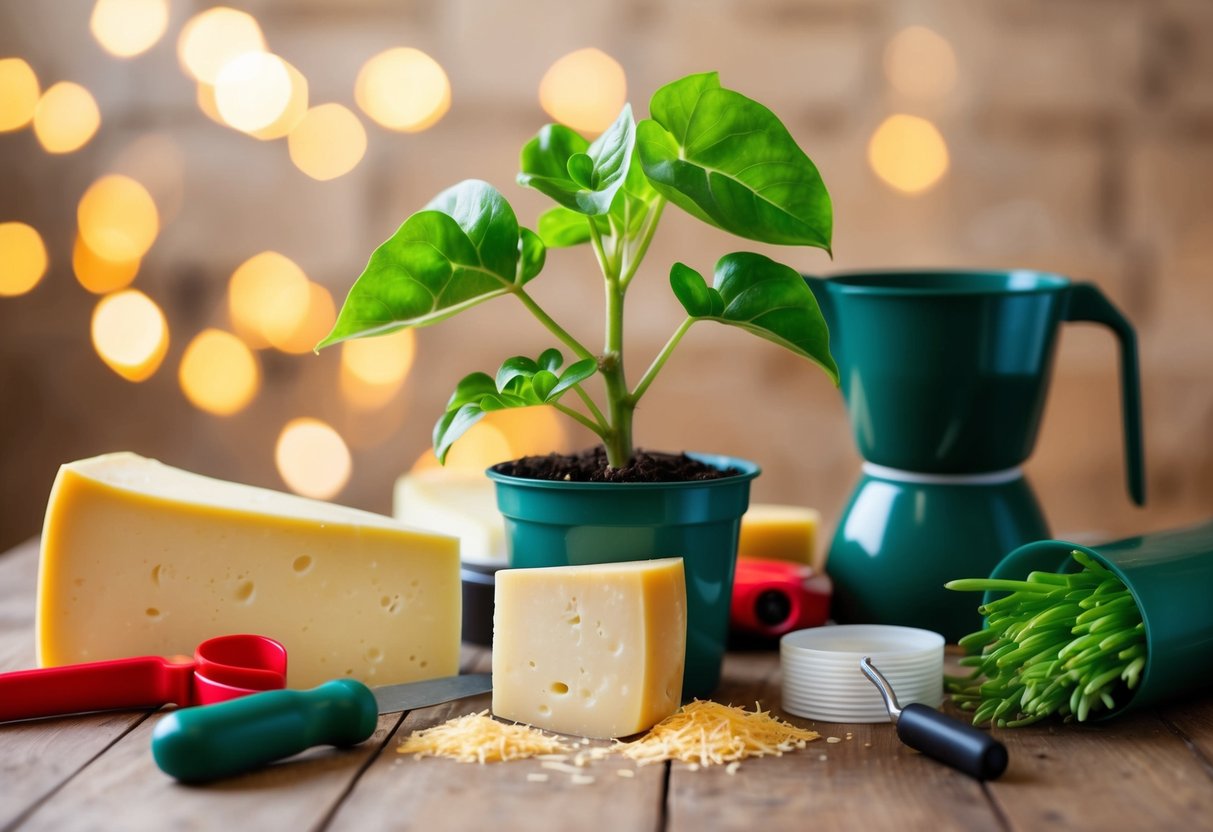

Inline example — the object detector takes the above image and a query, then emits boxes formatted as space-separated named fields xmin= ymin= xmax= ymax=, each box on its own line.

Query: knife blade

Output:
xmin=151 ymin=673 xmax=492 ymax=782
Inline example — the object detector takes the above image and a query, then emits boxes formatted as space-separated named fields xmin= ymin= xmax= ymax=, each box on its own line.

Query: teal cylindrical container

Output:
xmin=988 ymin=519 xmax=1213 ymax=716
xmin=486 ymin=454 xmax=759 ymax=699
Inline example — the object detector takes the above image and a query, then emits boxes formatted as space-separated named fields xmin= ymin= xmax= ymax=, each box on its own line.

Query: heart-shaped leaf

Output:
xmin=637 ymin=73 xmax=832 ymax=251
xmin=517 ymin=104 xmax=636 ymax=216
xmin=538 ymin=207 xmax=595 ymax=248
xmin=318 ymin=180 xmax=536 ymax=349
xmin=432 ymin=350 xmax=600 ymax=463
xmin=674 ymin=252 xmax=838 ymax=384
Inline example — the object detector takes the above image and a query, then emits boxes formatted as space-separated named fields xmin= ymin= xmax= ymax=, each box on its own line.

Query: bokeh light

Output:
xmin=33 ymin=82 xmax=101 ymax=154
xmin=275 ymin=418 xmax=352 ymax=499
xmin=339 ymin=329 xmax=416 ymax=409
xmin=867 ymin=114 xmax=950 ymax=195
xmin=288 ymin=103 xmax=367 ymax=181
xmin=227 ymin=251 xmax=311 ymax=349
xmin=539 ymin=48 xmax=627 ymax=134
xmin=108 ymin=133 xmax=187 ymax=225
xmin=177 ymin=7 xmax=266 ymax=85
xmin=214 ymin=52 xmax=295 ymax=134
xmin=195 ymin=82 xmax=224 ymax=125
xmin=77 ymin=174 xmax=160 ymax=262
xmin=179 ymin=328 xmax=261 ymax=415
xmin=90 ymin=0 xmax=170 ymax=59
xmin=0 ymin=58 xmax=40 ymax=132
xmin=250 ymin=61 xmax=308 ymax=140
xmin=355 ymin=48 xmax=450 ymax=132
xmin=268 ymin=281 xmax=335 ymax=354
xmin=73 ymin=234 xmax=139 ymax=294
xmin=90 ymin=289 xmax=169 ymax=382
xmin=884 ymin=26 xmax=958 ymax=100
xmin=0 ymin=222 xmax=48 ymax=297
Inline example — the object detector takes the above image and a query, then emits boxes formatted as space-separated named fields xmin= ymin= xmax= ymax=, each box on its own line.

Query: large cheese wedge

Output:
xmin=492 ymin=558 xmax=685 ymax=739
xmin=738 ymin=503 xmax=822 ymax=569
xmin=37 ymin=453 xmax=460 ymax=688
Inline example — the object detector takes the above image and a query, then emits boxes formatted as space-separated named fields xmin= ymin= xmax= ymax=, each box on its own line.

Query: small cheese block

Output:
xmin=738 ymin=503 xmax=821 ymax=569
xmin=393 ymin=469 xmax=506 ymax=565
xmin=492 ymin=558 xmax=686 ymax=739
xmin=37 ymin=453 xmax=460 ymax=688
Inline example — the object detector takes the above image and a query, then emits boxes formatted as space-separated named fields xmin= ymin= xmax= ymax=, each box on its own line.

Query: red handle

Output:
xmin=0 ymin=656 xmax=195 ymax=722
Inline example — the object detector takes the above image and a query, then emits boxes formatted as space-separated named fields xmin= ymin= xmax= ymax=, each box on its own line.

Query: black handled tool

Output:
xmin=860 ymin=656 xmax=1008 ymax=781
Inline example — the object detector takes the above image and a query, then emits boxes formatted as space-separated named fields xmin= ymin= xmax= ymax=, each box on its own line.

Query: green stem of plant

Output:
xmin=600 ymin=272 xmax=633 ymax=467
xmin=512 ymin=287 xmax=594 ymax=362
xmin=620 ymin=198 xmax=665 ymax=290
xmin=631 ymin=317 xmax=695 ymax=404
xmin=571 ymin=384 xmax=609 ymax=431
xmin=551 ymin=401 xmax=608 ymax=439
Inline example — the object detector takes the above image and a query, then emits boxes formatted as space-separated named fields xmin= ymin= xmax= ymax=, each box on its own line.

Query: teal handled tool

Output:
xmin=151 ymin=673 xmax=492 ymax=782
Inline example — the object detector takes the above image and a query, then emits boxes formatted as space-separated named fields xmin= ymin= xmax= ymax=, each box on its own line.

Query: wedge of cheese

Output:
xmin=738 ymin=503 xmax=822 ymax=569
xmin=393 ymin=469 xmax=506 ymax=566
xmin=37 ymin=453 xmax=460 ymax=688
xmin=492 ymin=558 xmax=686 ymax=739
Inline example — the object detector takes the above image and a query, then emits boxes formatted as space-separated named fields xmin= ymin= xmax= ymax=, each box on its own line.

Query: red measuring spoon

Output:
xmin=0 ymin=634 xmax=287 ymax=722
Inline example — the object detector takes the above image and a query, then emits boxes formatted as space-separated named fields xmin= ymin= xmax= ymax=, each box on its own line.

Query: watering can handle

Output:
xmin=1065 ymin=283 xmax=1146 ymax=505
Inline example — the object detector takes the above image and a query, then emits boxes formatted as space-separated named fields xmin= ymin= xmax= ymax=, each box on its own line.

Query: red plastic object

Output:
xmin=0 ymin=634 xmax=287 ymax=723
xmin=730 ymin=558 xmax=832 ymax=637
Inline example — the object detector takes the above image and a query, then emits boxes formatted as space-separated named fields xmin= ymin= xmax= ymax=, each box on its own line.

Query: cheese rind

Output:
xmin=37 ymin=453 xmax=461 ymax=688
xmin=738 ymin=503 xmax=821 ymax=568
xmin=492 ymin=558 xmax=686 ymax=739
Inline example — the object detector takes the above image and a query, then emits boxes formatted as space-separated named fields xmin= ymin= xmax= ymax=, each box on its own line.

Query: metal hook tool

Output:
xmin=861 ymin=656 xmax=1009 ymax=781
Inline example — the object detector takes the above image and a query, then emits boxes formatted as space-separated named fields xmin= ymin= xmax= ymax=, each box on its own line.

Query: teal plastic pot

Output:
xmin=486 ymin=454 xmax=760 ymax=699
xmin=988 ymin=520 xmax=1213 ymax=717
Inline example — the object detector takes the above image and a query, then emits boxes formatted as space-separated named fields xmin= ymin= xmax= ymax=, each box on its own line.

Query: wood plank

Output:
xmin=0 ymin=539 xmax=152 ymax=830
xmin=1159 ymin=696 xmax=1213 ymax=779
xmin=325 ymin=650 xmax=668 ymax=832
xmin=665 ymin=651 xmax=1005 ymax=832
xmin=985 ymin=704 xmax=1213 ymax=829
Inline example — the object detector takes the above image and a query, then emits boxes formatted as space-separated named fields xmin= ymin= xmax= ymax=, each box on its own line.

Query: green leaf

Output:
xmin=669 ymin=262 xmax=713 ymax=317
xmin=550 ymin=358 xmax=597 ymax=398
xmin=433 ymin=403 xmax=486 ymax=464
xmin=318 ymin=180 xmax=533 ymax=349
xmin=636 ymin=73 xmax=832 ymax=251
xmin=432 ymin=350 xmax=600 ymax=463
xmin=537 ymin=207 xmax=599 ymax=248
xmin=517 ymin=228 xmax=546 ymax=283
xmin=686 ymin=252 xmax=839 ymax=384
xmin=517 ymin=104 xmax=636 ymax=216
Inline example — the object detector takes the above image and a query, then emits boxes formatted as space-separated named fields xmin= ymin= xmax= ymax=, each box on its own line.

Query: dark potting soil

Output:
xmin=492 ymin=446 xmax=739 ymax=483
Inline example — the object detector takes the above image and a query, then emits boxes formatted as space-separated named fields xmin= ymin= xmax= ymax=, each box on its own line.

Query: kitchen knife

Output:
xmin=151 ymin=673 xmax=491 ymax=782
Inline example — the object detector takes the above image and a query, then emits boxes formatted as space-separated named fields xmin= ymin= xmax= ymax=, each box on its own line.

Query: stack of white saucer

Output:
xmin=780 ymin=624 xmax=945 ymax=723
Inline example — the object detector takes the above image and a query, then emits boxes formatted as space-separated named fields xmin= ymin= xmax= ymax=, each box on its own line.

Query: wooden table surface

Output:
xmin=2 ymin=538 xmax=1212 ymax=832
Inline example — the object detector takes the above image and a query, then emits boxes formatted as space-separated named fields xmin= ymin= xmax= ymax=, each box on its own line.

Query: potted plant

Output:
xmin=318 ymin=72 xmax=838 ymax=696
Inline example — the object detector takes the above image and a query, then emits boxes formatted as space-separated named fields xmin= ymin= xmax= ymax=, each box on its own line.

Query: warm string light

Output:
xmin=178 ymin=329 xmax=261 ymax=415
xmin=227 ymin=251 xmax=311 ymax=349
xmin=90 ymin=0 xmax=170 ymax=59
xmin=90 ymin=289 xmax=169 ymax=382
xmin=288 ymin=103 xmax=367 ymax=180
xmin=275 ymin=418 xmax=352 ymax=499
xmin=539 ymin=48 xmax=627 ymax=134
xmin=339 ymin=329 xmax=416 ymax=410
xmin=868 ymin=114 xmax=950 ymax=195
xmin=0 ymin=222 xmax=48 ymax=297
xmin=355 ymin=48 xmax=450 ymax=132
xmin=883 ymin=26 xmax=957 ymax=100
xmin=33 ymin=81 xmax=101 ymax=154
xmin=77 ymin=175 xmax=160 ymax=262
xmin=0 ymin=58 xmax=40 ymax=132
xmin=178 ymin=7 xmax=266 ymax=85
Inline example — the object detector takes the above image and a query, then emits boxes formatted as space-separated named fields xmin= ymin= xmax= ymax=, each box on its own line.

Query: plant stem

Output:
xmin=551 ymin=401 xmax=609 ymax=439
xmin=600 ymin=272 xmax=633 ymax=467
xmin=620 ymin=198 xmax=665 ymax=290
xmin=571 ymin=384 xmax=609 ymax=430
xmin=631 ymin=317 xmax=695 ymax=404
xmin=512 ymin=287 xmax=594 ymax=361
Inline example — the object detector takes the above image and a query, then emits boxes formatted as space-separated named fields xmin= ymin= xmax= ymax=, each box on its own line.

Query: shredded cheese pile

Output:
xmin=397 ymin=710 xmax=573 ymax=763
xmin=617 ymin=700 xmax=820 ymax=767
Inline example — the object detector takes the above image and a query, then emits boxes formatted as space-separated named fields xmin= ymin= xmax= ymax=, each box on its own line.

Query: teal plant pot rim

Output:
xmin=986 ymin=541 xmax=1149 ymax=720
xmin=485 ymin=452 xmax=761 ymax=491
xmin=819 ymin=268 xmax=1071 ymax=297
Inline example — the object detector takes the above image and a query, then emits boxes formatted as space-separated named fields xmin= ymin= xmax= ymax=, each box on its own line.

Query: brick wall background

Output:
xmin=1 ymin=0 xmax=1210 ymax=552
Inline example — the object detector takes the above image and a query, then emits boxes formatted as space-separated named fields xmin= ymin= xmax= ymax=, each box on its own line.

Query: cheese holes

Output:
xmin=528 ymin=660 xmax=537 ymax=669
xmin=150 ymin=564 xmax=161 ymax=586
xmin=365 ymin=646 xmax=382 ymax=663
xmin=234 ymin=580 xmax=255 ymax=603
xmin=550 ymin=682 xmax=569 ymax=695
xmin=293 ymin=555 xmax=313 ymax=574
xmin=145 ymin=607 xmax=161 ymax=619
xmin=538 ymin=704 xmax=551 ymax=716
